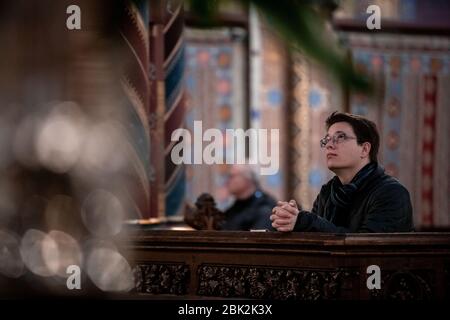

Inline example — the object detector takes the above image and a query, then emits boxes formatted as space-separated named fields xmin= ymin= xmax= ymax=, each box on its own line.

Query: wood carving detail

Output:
xmin=184 ymin=193 xmax=225 ymax=230
xmin=133 ymin=263 xmax=189 ymax=295
xmin=197 ymin=264 xmax=357 ymax=300
xmin=369 ymin=269 xmax=434 ymax=300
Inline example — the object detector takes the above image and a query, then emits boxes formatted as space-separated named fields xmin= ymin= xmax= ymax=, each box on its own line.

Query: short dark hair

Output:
xmin=325 ymin=111 xmax=380 ymax=162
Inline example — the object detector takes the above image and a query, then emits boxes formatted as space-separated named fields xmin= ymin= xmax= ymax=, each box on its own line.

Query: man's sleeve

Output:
xmin=357 ymin=183 xmax=414 ymax=232
xmin=294 ymin=211 xmax=351 ymax=233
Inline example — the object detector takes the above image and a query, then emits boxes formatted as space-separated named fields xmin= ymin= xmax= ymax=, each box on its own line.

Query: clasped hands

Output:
xmin=270 ymin=200 xmax=300 ymax=232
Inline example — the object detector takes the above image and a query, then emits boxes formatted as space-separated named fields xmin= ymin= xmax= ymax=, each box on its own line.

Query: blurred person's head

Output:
xmin=321 ymin=112 xmax=379 ymax=181
xmin=226 ymin=164 xmax=259 ymax=200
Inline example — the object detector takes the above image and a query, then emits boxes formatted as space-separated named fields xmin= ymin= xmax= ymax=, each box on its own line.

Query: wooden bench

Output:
xmin=122 ymin=230 xmax=450 ymax=300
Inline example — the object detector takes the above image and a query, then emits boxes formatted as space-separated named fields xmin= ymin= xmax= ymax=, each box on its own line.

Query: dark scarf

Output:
xmin=327 ymin=162 xmax=378 ymax=226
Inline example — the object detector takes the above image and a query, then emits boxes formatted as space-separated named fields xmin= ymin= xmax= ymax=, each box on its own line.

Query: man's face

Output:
xmin=226 ymin=166 xmax=250 ymax=196
xmin=323 ymin=122 xmax=368 ymax=171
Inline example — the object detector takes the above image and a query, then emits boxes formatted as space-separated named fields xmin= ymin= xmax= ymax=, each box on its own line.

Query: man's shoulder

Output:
xmin=317 ymin=170 xmax=410 ymax=199
xmin=369 ymin=173 xmax=411 ymax=201
xmin=374 ymin=173 xmax=408 ymax=191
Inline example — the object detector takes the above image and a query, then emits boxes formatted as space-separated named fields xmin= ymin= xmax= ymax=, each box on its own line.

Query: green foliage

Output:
xmin=186 ymin=0 xmax=371 ymax=93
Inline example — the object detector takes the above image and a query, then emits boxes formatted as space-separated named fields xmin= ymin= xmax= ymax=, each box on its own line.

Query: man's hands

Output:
xmin=270 ymin=200 xmax=300 ymax=232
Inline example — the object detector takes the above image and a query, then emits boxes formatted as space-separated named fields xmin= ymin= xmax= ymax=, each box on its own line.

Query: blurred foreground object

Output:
xmin=0 ymin=0 xmax=151 ymax=296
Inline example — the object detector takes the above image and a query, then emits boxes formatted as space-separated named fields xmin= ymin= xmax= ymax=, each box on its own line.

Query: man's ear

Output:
xmin=361 ymin=142 xmax=371 ymax=158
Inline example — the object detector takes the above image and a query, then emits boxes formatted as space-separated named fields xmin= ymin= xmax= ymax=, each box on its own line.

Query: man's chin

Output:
xmin=327 ymin=162 xmax=342 ymax=171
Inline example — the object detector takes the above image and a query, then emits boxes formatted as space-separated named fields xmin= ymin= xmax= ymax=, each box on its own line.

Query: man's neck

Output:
xmin=334 ymin=160 xmax=371 ymax=185
xmin=235 ymin=186 xmax=257 ymax=200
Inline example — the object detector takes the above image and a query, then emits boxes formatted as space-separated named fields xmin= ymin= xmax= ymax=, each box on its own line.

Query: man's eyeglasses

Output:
xmin=320 ymin=132 xmax=357 ymax=148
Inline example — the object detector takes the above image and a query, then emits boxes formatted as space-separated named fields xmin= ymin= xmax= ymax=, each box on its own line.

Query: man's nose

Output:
xmin=326 ymin=141 xmax=335 ymax=150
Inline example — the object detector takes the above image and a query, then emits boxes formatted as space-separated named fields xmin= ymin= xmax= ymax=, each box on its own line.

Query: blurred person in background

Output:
xmin=221 ymin=164 xmax=276 ymax=231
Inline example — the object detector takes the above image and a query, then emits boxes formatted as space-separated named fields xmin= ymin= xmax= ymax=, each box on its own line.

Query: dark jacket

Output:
xmin=294 ymin=164 xmax=414 ymax=233
xmin=221 ymin=190 xmax=276 ymax=231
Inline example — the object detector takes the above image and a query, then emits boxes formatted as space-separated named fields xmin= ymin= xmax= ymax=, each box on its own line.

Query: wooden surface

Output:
xmin=122 ymin=230 xmax=450 ymax=300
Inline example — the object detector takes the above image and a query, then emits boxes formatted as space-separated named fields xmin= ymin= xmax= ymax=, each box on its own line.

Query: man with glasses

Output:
xmin=271 ymin=111 xmax=414 ymax=233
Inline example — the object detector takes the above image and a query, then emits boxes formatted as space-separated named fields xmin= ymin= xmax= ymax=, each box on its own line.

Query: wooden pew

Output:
xmin=122 ymin=230 xmax=450 ymax=300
